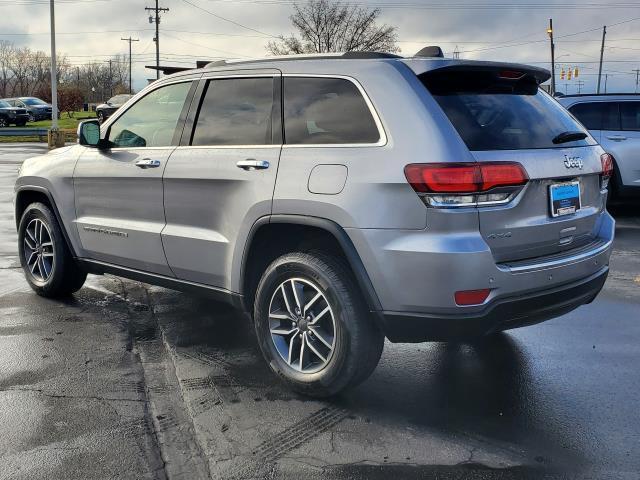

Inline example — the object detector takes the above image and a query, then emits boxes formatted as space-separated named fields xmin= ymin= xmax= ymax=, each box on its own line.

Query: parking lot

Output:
xmin=1 ymin=144 xmax=639 ymax=480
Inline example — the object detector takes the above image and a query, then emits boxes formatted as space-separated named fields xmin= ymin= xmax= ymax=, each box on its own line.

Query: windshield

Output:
xmin=22 ymin=98 xmax=48 ymax=106
xmin=0 ymin=100 xmax=10 ymax=108
xmin=109 ymin=95 xmax=131 ymax=105
xmin=420 ymin=70 xmax=595 ymax=151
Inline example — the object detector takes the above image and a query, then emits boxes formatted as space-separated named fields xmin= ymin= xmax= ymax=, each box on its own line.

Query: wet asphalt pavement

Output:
xmin=0 ymin=144 xmax=639 ymax=480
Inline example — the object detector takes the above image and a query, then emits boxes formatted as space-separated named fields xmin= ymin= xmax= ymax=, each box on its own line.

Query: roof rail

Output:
xmin=204 ymin=51 xmax=402 ymax=69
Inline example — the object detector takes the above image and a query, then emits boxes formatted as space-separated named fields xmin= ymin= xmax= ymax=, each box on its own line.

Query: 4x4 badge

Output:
xmin=564 ymin=155 xmax=584 ymax=170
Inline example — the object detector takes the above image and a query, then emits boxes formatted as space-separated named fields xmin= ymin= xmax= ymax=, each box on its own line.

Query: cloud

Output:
xmin=1 ymin=0 xmax=637 ymax=94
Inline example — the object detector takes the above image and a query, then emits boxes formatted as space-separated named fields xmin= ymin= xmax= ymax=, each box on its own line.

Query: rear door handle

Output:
xmin=237 ymin=159 xmax=270 ymax=171
xmin=135 ymin=159 xmax=161 ymax=169
xmin=606 ymin=135 xmax=627 ymax=141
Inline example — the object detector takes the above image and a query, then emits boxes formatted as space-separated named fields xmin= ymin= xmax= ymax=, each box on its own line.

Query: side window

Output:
xmin=108 ymin=82 xmax=192 ymax=148
xmin=569 ymin=102 xmax=620 ymax=131
xmin=620 ymin=102 xmax=640 ymax=131
xmin=191 ymin=77 xmax=274 ymax=146
xmin=283 ymin=77 xmax=380 ymax=145
xmin=568 ymin=103 xmax=603 ymax=130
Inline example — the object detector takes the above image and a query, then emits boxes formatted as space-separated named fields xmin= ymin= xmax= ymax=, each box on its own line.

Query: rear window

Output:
xmin=283 ymin=77 xmax=380 ymax=145
xmin=420 ymin=70 xmax=595 ymax=151
xmin=569 ymin=102 xmax=619 ymax=130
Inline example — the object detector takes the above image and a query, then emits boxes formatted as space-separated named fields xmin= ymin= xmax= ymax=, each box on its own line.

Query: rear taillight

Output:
xmin=600 ymin=153 xmax=614 ymax=189
xmin=404 ymin=162 xmax=529 ymax=207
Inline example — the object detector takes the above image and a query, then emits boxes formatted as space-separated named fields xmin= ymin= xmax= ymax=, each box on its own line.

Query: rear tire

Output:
xmin=18 ymin=202 xmax=87 ymax=298
xmin=0 ymin=117 xmax=8 ymax=128
xmin=254 ymin=252 xmax=384 ymax=397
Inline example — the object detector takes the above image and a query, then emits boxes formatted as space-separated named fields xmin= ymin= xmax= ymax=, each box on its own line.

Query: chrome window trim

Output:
xmin=101 ymin=73 xmax=387 ymax=150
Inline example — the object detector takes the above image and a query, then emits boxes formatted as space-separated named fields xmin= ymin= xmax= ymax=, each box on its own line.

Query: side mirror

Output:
xmin=78 ymin=120 xmax=108 ymax=149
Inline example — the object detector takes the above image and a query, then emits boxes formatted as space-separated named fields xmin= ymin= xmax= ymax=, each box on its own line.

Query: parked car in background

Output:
xmin=558 ymin=94 xmax=640 ymax=202
xmin=96 ymin=94 xmax=133 ymax=123
xmin=0 ymin=99 xmax=30 ymax=127
xmin=3 ymin=97 xmax=53 ymax=122
xmin=15 ymin=51 xmax=614 ymax=396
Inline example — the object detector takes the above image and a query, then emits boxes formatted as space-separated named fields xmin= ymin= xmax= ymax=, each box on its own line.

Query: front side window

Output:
xmin=620 ymin=102 xmax=640 ymax=131
xmin=108 ymin=82 xmax=191 ymax=148
xmin=191 ymin=77 xmax=274 ymax=146
xmin=283 ymin=77 xmax=381 ymax=145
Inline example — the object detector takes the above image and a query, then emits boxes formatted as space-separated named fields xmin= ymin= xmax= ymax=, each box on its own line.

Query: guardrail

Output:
xmin=0 ymin=127 xmax=50 ymax=137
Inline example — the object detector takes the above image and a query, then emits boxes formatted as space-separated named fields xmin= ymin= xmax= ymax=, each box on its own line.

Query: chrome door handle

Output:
xmin=135 ymin=159 xmax=161 ymax=169
xmin=606 ymin=135 xmax=627 ymax=141
xmin=237 ymin=159 xmax=270 ymax=171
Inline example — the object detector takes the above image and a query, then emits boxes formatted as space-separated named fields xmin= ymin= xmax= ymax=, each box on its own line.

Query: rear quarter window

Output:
xmin=283 ymin=77 xmax=380 ymax=145
xmin=420 ymin=70 xmax=595 ymax=151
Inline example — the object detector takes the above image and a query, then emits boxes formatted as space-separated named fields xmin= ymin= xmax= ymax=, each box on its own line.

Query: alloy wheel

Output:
xmin=23 ymin=218 xmax=55 ymax=283
xmin=268 ymin=278 xmax=336 ymax=374
xmin=0 ymin=118 xmax=7 ymax=128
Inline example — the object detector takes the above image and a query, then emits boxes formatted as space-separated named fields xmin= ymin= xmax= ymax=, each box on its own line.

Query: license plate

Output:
xmin=549 ymin=181 xmax=581 ymax=217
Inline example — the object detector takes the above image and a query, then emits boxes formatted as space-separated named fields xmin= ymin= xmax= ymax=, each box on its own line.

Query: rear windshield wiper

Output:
xmin=552 ymin=131 xmax=588 ymax=144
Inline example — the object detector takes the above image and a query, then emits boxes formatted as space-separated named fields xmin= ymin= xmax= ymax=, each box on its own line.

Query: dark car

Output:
xmin=4 ymin=97 xmax=53 ymax=122
xmin=0 ymin=99 xmax=30 ymax=127
xmin=96 ymin=94 xmax=133 ymax=123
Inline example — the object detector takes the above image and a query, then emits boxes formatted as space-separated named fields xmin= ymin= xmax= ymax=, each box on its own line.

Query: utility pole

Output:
xmin=121 ymin=37 xmax=139 ymax=94
xmin=145 ymin=1 xmax=169 ymax=80
xmin=547 ymin=19 xmax=556 ymax=96
xmin=108 ymin=59 xmax=113 ymax=98
xmin=604 ymin=74 xmax=609 ymax=93
xmin=597 ymin=25 xmax=606 ymax=94
xmin=634 ymin=68 xmax=640 ymax=93
xmin=76 ymin=66 xmax=80 ymax=89
xmin=49 ymin=0 xmax=58 ymax=131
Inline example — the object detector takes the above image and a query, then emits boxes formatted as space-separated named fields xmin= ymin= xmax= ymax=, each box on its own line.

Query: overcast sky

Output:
xmin=1 ymin=0 xmax=638 ymax=95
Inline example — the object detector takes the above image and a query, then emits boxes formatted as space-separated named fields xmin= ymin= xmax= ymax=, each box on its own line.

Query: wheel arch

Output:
xmin=240 ymin=215 xmax=382 ymax=317
xmin=15 ymin=186 xmax=78 ymax=257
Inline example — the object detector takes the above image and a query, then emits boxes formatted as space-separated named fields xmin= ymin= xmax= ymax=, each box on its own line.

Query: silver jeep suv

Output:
xmin=14 ymin=50 xmax=615 ymax=396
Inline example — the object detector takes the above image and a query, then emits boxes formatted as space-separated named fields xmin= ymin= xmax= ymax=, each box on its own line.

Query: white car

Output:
xmin=558 ymin=94 xmax=640 ymax=202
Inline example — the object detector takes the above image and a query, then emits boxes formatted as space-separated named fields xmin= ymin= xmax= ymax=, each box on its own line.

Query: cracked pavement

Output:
xmin=1 ymin=144 xmax=639 ymax=480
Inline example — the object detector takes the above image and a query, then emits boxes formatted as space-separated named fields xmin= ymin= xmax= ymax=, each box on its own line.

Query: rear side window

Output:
xmin=421 ymin=70 xmax=595 ymax=151
xmin=283 ymin=77 xmax=380 ymax=145
xmin=620 ymin=102 xmax=640 ymax=131
xmin=192 ymin=77 xmax=274 ymax=146
xmin=569 ymin=102 xmax=619 ymax=131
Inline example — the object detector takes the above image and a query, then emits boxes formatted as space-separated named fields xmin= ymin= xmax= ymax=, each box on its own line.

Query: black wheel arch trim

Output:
xmin=240 ymin=214 xmax=382 ymax=313
xmin=15 ymin=185 xmax=78 ymax=258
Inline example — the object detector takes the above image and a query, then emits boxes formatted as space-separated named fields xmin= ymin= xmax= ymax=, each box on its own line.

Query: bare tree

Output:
xmin=267 ymin=0 xmax=399 ymax=55
xmin=0 ymin=41 xmax=14 ymax=98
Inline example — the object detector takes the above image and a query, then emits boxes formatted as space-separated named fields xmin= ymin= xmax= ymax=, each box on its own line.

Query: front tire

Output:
xmin=18 ymin=202 xmax=87 ymax=297
xmin=254 ymin=252 xmax=384 ymax=397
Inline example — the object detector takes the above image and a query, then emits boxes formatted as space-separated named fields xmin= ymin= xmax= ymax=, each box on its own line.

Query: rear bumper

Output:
xmin=382 ymin=266 xmax=608 ymax=342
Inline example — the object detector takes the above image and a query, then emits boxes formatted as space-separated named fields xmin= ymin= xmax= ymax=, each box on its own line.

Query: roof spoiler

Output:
xmin=420 ymin=62 xmax=551 ymax=85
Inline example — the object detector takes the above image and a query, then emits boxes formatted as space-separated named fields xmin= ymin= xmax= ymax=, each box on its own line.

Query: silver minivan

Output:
xmin=558 ymin=94 xmax=640 ymax=201
xmin=15 ymin=50 xmax=615 ymax=396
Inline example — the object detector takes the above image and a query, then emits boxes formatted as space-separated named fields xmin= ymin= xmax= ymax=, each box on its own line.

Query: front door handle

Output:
xmin=135 ymin=159 xmax=161 ymax=169
xmin=237 ymin=159 xmax=270 ymax=171
xmin=606 ymin=135 xmax=627 ymax=141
